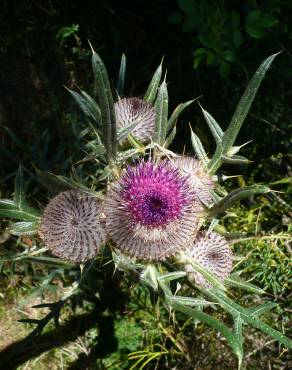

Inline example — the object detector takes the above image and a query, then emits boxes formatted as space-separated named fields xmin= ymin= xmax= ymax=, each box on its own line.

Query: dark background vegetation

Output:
xmin=1 ymin=0 xmax=291 ymax=181
xmin=0 ymin=0 xmax=291 ymax=369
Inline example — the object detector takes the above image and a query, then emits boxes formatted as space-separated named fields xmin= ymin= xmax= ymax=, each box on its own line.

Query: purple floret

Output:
xmin=120 ymin=162 xmax=191 ymax=227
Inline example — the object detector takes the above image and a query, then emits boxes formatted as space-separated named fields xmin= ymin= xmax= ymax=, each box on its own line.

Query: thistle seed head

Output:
xmin=39 ymin=190 xmax=106 ymax=263
xmin=104 ymin=161 xmax=201 ymax=261
xmin=171 ymin=156 xmax=214 ymax=206
xmin=184 ymin=231 xmax=233 ymax=287
xmin=115 ymin=97 xmax=155 ymax=143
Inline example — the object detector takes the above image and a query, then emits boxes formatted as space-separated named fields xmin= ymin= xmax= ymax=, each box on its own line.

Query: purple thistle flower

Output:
xmin=185 ymin=232 xmax=233 ymax=287
xmin=39 ymin=190 xmax=107 ymax=263
xmin=115 ymin=97 xmax=155 ymax=143
xmin=105 ymin=161 xmax=201 ymax=261
xmin=171 ymin=156 xmax=214 ymax=206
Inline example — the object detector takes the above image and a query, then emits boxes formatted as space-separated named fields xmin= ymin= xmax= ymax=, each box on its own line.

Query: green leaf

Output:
xmin=0 ymin=201 xmax=40 ymax=221
xmin=179 ymin=253 xmax=227 ymax=291
xmin=190 ymin=127 xmax=209 ymax=166
xmin=16 ymin=256 xmax=74 ymax=268
xmin=225 ymin=52 xmax=278 ymax=147
xmin=208 ymin=53 xmax=280 ymax=174
xmin=206 ymin=51 xmax=215 ymax=65
xmin=221 ymin=154 xmax=251 ymax=165
xmin=189 ymin=259 xmax=227 ymax=291
xmin=170 ymin=301 xmax=243 ymax=363
xmin=14 ymin=165 xmax=27 ymax=209
xmin=84 ymin=142 xmax=106 ymax=157
xmin=193 ymin=55 xmax=205 ymax=69
xmin=87 ymin=121 xmax=103 ymax=146
xmin=233 ymin=315 xmax=244 ymax=367
xmin=144 ymin=62 xmax=163 ymax=104
xmin=198 ymin=103 xmax=223 ymax=144
xmin=169 ymin=295 xmax=213 ymax=307
xmin=203 ymin=289 xmax=292 ymax=349
xmin=269 ymin=177 xmax=292 ymax=186
xmin=207 ymin=185 xmax=270 ymax=216
xmin=117 ymin=148 xmax=140 ymax=161
xmin=36 ymin=170 xmax=103 ymax=199
xmin=154 ymin=80 xmax=169 ymax=145
xmin=89 ymin=42 xmax=116 ymax=160
xmin=194 ymin=48 xmax=206 ymax=56
xmin=168 ymin=99 xmax=195 ymax=133
xmin=233 ymin=29 xmax=243 ymax=48
xmin=219 ymin=60 xmax=230 ymax=78
xmin=116 ymin=53 xmax=126 ymax=96
xmin=246 ymin=10 xmax=264 ymax=39
xmin=117 ymin=120 xmax=141 ymax=142
xmin=262 ymin=14 xmax=278 ymax=28
xmin=0 ymin=199 xmax=17 ymax=210
xmin=164 ymin=125 xmax=177 ymax=148
xmin=224 ymin=50 xmax=236 ymax=62
xmin=66 ymin=88 xmax=101 ymax=124
xmin=80 ymin=90 xmax=101 ymax=123
xmin=157 ymin=271 xmax=186 ymax=283
xmin=9 ymin=221 xmax=39 ymax=236
xmin=50 ymin=174 xmax=103 ymax=198
xmin=0 ymin=168 xmax=40 ymax=221
xmin=225 ymin=276 xmax=266 ymax=295
xmin=247 ymin=302 xmax=278 ymax=317
xmin=246 ymin=11 xmax=278 ymax=39
xmin=127 ymin=133 xmax=145 ymax=150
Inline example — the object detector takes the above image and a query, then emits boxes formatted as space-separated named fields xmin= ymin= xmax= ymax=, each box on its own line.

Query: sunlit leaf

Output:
xmin=225 ymin=276 xmax=266 ymax=294
xmin=190 ymin=127 xmax=209 ymax=166
xmin=247 ymin=302 xmax=278 ymax=317
xmin=208 ymin=185 xmax=270 ymax=217
xmin=144 ymin=62 xmax=163 ymax=104
xmin=168 ymin=99 xmax=195 ymax=133
xmin=199 ymin=102 xmax=223 ymax=144
xmin=9 ymin=221 xmax=39 ymax=236
xmin=89 ymin=42 xmax=116 ymax=159
xmin=154 ymin=80 xmax=168 ymax=145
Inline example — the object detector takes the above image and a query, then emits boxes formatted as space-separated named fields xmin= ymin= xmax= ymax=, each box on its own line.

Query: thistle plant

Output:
xmin=0 ymin=47 xmax=291 ymax=368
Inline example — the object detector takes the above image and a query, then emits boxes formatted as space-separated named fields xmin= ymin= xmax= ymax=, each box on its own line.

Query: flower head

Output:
xmin=115 ymin=97 xmax=155 ymax=143
xmin=184 ymin=232 xmax=233 ymax=287
xmin=39 ymin=190 xmax=106 ymax=263
xmin=105 ymin=161 xmax=201 ymax=260
xmin=171 ymin=156 xmax=214 ymax=206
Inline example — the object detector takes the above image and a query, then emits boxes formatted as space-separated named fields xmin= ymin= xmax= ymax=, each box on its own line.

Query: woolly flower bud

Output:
xmin=39 ymin=190 xmax=106 ymax=263
xmin=171 ymin=156 xmax=214 ymax=206
xmin=104 ymin=161 xmax=201 ymax=261
xmin=115 ymin=97 xmax=155 ymax=143
xmin=184 ymin=232 xmax=232 ymax=287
